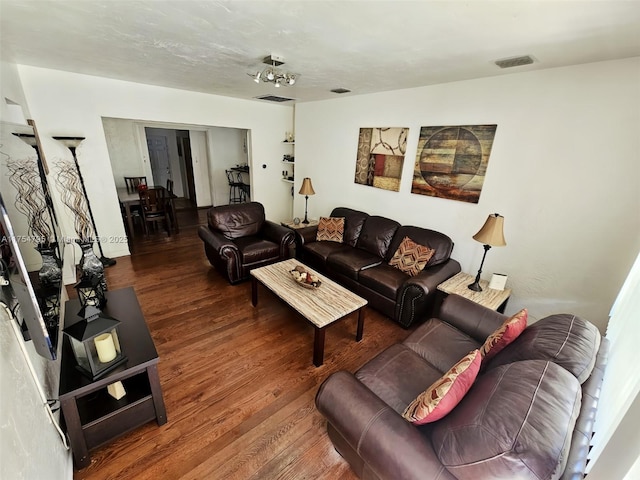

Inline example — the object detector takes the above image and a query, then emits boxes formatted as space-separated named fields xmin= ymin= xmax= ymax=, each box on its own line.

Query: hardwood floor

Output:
xmin=73 ymin=207 xmax=414 ymax=480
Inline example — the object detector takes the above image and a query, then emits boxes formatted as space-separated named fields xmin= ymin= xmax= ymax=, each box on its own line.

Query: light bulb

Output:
xmin=274 ymin=80 xmax=281 ymax=88
xmin=266 ymin=69 xmax=275 ymax=81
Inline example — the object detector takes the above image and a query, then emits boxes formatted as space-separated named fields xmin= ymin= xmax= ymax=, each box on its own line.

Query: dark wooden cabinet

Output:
xmin=59 ymin=287 xmax=167 ymax=469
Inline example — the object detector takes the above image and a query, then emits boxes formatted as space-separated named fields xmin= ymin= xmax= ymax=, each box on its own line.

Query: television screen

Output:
xmin=0 ymin=193 xmax=57 ymax=360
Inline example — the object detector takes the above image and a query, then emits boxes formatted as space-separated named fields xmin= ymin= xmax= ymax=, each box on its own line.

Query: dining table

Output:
xmin=117 ymin=186 xmax=178 ymax=237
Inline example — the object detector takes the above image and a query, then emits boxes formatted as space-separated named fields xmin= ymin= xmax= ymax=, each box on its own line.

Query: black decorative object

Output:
xmin=468 ymin=213 xmax=506 ymax=292
xmin=298 ymin=177 xmax=315 ymax=224
xmin=35 ymin=242 xmax=62 ymax=287
xmin=53 ymin=136 xmax=116 ymax=267
xmin=63 ymin=305 xmax=126 ymax=380
xmin=74 ymin=274 xmax=107 ymax=310
xmin=76 ymin=239 xmax=107 ymax=293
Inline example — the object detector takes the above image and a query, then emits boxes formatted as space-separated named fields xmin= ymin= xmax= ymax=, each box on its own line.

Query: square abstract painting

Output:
xmin=411 ymin=125 xmax=497 ymax=203
xmin=355 ymin=127 xmax=409 ymax=192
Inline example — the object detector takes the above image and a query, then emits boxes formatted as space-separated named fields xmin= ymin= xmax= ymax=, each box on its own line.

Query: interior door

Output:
xmin=146 ymin=135 xmax=171 ymax=188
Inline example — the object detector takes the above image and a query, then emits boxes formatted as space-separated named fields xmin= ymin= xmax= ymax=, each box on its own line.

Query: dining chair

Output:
xmin=124 ymin=176 xmax=147 ymax=193
xmin=139 ymin=187 xmax=171 ymax=236
xmin=165 ymin=179 xmax=179 ymax=233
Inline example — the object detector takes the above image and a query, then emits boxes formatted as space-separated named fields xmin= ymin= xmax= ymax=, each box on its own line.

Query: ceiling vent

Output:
xmin=495 ymin=55 xmax=535 ymax=69
xmin=331 ymin=88 xmax=351 ymax=94
xmin=255 ymin=95 xmax=294 ymax=103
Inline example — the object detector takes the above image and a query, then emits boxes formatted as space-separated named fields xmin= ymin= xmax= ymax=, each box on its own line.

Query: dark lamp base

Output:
xmin=468 ymin=281 xmax=483 ymax=292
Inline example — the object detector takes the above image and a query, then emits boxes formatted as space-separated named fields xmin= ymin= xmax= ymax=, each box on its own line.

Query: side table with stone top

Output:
xmin=436 ymin=272 xmax=512 ymax=314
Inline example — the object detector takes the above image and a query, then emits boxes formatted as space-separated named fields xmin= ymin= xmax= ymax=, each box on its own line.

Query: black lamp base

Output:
xmin=468 ymin=244 xmax=491 ymax=292
xmin=467 ymin=280 xmax=483 ymax=292
xmin=302 ymin=195 xmax=309 ymax=224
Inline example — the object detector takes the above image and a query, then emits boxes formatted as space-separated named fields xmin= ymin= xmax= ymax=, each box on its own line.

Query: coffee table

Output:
xmin=250 ymin=259 xmax=367 ymax=367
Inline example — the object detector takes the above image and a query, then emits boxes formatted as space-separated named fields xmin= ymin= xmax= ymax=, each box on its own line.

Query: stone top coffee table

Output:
xmin=250 ymin=258 xmax=368 ymax=367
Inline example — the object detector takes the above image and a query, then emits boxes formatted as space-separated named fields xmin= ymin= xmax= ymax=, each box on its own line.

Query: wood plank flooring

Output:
xmin=72 ymin=206 xmax=414 ymax=480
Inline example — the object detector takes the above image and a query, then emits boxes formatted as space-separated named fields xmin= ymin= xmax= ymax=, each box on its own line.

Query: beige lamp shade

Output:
xmin=472 ymin=213 xmax=506 ymax=247
xmin=299 ymin=177 xmax=315 ymax=196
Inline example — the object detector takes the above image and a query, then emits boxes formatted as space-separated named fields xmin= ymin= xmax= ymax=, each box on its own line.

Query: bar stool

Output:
xmin=226 ymin=170 xmax=243 ymax=204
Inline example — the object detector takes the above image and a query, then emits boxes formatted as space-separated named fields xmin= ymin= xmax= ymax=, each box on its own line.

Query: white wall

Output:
xmin=102 ymin=117 xmax=146 ymax=188
xmin=1 ymin=61 xmax=31 ymax=124
xmin=208 ymin=127 xmax=249 ymax=206
xmin=0 ymin=307 xmax=72 ymax=480
xmin=294 ymin=57 xmax=640 ymax=332
xmin=17 ymin=66 xmax=294 ymax=258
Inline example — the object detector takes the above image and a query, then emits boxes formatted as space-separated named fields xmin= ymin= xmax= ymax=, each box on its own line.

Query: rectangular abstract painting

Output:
xmin=354 ymin=127 xmax=409 ymax=192
xmin=411 ymin=125 xmax=497 ymax=203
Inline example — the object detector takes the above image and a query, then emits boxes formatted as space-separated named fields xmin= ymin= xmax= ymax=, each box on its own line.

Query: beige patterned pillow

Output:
xmin=316 ymin=217 xmax=345 ymax=243
xmin=403 ymin=349 xmax=481 ymax=424
xmin=388 ymin=236 xmax=435 ymax=276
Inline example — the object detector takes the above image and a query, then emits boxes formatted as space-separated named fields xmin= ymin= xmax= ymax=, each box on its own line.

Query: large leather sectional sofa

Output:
xmin=296 ymin=207 xmax=461 ymax=327
xmin=316 ymin=294 xmax=608 ymax=480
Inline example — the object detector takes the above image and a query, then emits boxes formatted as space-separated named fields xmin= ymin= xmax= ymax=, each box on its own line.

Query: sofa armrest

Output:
xmin=198 ymin=225 xmax=237 ymax=253
xmin=295 ymin=225 xmax=319 ymax=246
xmin=394 ymin=259 xmax=461 ymax=327
xmin=438 ymin=294 xmax=507 ymax=342
xmin=262 ymin=220 xmax=295 ymax=257
xmin=316 ymin=371 xmax=452 ymax=480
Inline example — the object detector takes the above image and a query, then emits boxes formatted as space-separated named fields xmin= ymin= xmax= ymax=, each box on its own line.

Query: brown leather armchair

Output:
xmin=198 ymin=202 xmax=295 ymax=284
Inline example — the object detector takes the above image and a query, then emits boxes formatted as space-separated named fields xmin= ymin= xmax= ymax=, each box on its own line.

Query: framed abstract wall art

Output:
xmin=354 ymin=127 xmax=409 ymax=192
xmin=411 ymin=124 xmax=497 ymax=203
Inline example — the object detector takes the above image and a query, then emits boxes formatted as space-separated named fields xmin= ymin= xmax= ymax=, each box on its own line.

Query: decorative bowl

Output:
xmin=289 ymin=266 xmax=321 ymax=289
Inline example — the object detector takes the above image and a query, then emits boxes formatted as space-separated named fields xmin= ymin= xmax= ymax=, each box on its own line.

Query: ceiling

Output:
xmin=1 ymin=1 xmax=639 ymax=104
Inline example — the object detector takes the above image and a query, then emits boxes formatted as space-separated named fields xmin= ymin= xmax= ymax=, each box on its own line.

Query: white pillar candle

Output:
xmin=94 ymin=333 xmax=117 ymax=363
xmin=107 ymin=381 xmax=126 ymax=400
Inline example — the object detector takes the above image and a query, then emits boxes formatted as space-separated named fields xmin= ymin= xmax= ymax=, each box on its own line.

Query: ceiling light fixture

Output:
xmin=249 ymin=54 xmax=299 ymax=87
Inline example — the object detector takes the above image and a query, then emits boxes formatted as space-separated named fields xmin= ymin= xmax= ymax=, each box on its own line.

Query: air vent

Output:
xmin=495 ymin=55 xmax=535 ymax=69
xmin=255 ymin=95 xmax=294 ymax=103
xmin=331 ymin=88 xmax=351 ymax=94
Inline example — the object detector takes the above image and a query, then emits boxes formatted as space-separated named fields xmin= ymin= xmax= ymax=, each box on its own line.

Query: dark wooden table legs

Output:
xmin=313 ymin=307 xmax=365 ymax=367
xmin=313 ymin=327 xmax=326 ymax=367
xmin=251 ymin=276 xmax=258 ymax=307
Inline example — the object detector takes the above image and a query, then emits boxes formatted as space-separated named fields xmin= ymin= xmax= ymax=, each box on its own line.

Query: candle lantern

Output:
xmin=74 ymin=274 xmax=107 ymax=310
xmin=63 ymin=305 xmax=127 ymax=379
xmin=36 ymin=284 xmax=61 ymax=330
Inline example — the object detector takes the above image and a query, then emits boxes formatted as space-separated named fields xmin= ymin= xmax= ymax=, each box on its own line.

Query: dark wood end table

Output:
xmin=59 ymin=287 xmax=167 ymax=469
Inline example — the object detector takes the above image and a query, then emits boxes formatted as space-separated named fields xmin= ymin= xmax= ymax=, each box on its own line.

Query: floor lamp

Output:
xmin=53 ymin=137 xmax=116 ymax=267
xmin=468 ymin=213 xmax=506 ymax=292
xmin=298 ymin=178 xmax=315 ymax=224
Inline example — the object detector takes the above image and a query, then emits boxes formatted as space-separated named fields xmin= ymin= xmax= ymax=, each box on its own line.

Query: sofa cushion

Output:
xmin=316 ymin=216 xmax=344 ymax=243
xmin=330 ymin=207 xmax=369 ymax=247
xmin=386 ymin=225 xmax=454 ymax=266
xmin=208 ymin=201 xmax=265 ymax=239
xmin=404 ymin=319 xmax=482 ymax=373
xmin=303 ymin=240 xmax=351 ymax=266
xmin=403 ymin=349 xmax=481 ymax=425
xmin=486 ymin=314 xmax=601 ymax=383
xmin=355 ymin=344 xmax=443 ymax=414
xmin=326 ymin=248 xmax=382 ymax=281
xmin=432 ymin=360 xmax=581 ymax=480
xmin=358 ymin=263 xmax=408 ymax=300
xmin=480 ymin=308 xmax=528 ymax=363
xmin=356 ymin=216 xmax=400 ymax=258
xmin=388 ymin=236 xmax=435 ymax=276
xmin=234 ymin=236 xmax=279 ymax=264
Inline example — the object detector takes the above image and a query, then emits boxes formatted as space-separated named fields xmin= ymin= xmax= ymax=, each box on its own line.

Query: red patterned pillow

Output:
xmin=316 ymin=217 xmax=345 ymax=243
xmin=481 ymin=309 xmax=528 ymax=362
xmin=388 ymin=236 xmax=435 ymax=276
xmin=402 ymin=349 xmax=481 ymax=425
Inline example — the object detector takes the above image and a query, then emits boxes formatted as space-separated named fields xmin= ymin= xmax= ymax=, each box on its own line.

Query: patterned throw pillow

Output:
xmin=480 ymin=309 xmax=528 ymax=363
xmin=403 ymin=350 xmax=481 ymax=425
xmin=388 ymin=236 xmax=435 ymax=276
xmin=316 ymin=217 xmax=345 ymax=243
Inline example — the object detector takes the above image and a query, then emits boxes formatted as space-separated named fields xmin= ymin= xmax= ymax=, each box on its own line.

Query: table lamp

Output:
xmin=298 ymin=178 xmax=315 ymax=224
xmin=468 ymin=213 xmax=506 ymax=292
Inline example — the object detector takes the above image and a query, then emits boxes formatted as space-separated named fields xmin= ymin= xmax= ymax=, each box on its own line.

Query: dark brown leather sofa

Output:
xmin=198 ymin=202 xmax=295 ymax=284
xmin=316 ymin=294 xmax=608 ymax=480
xmin=296 ymin=207 xmax=461 ymax=327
